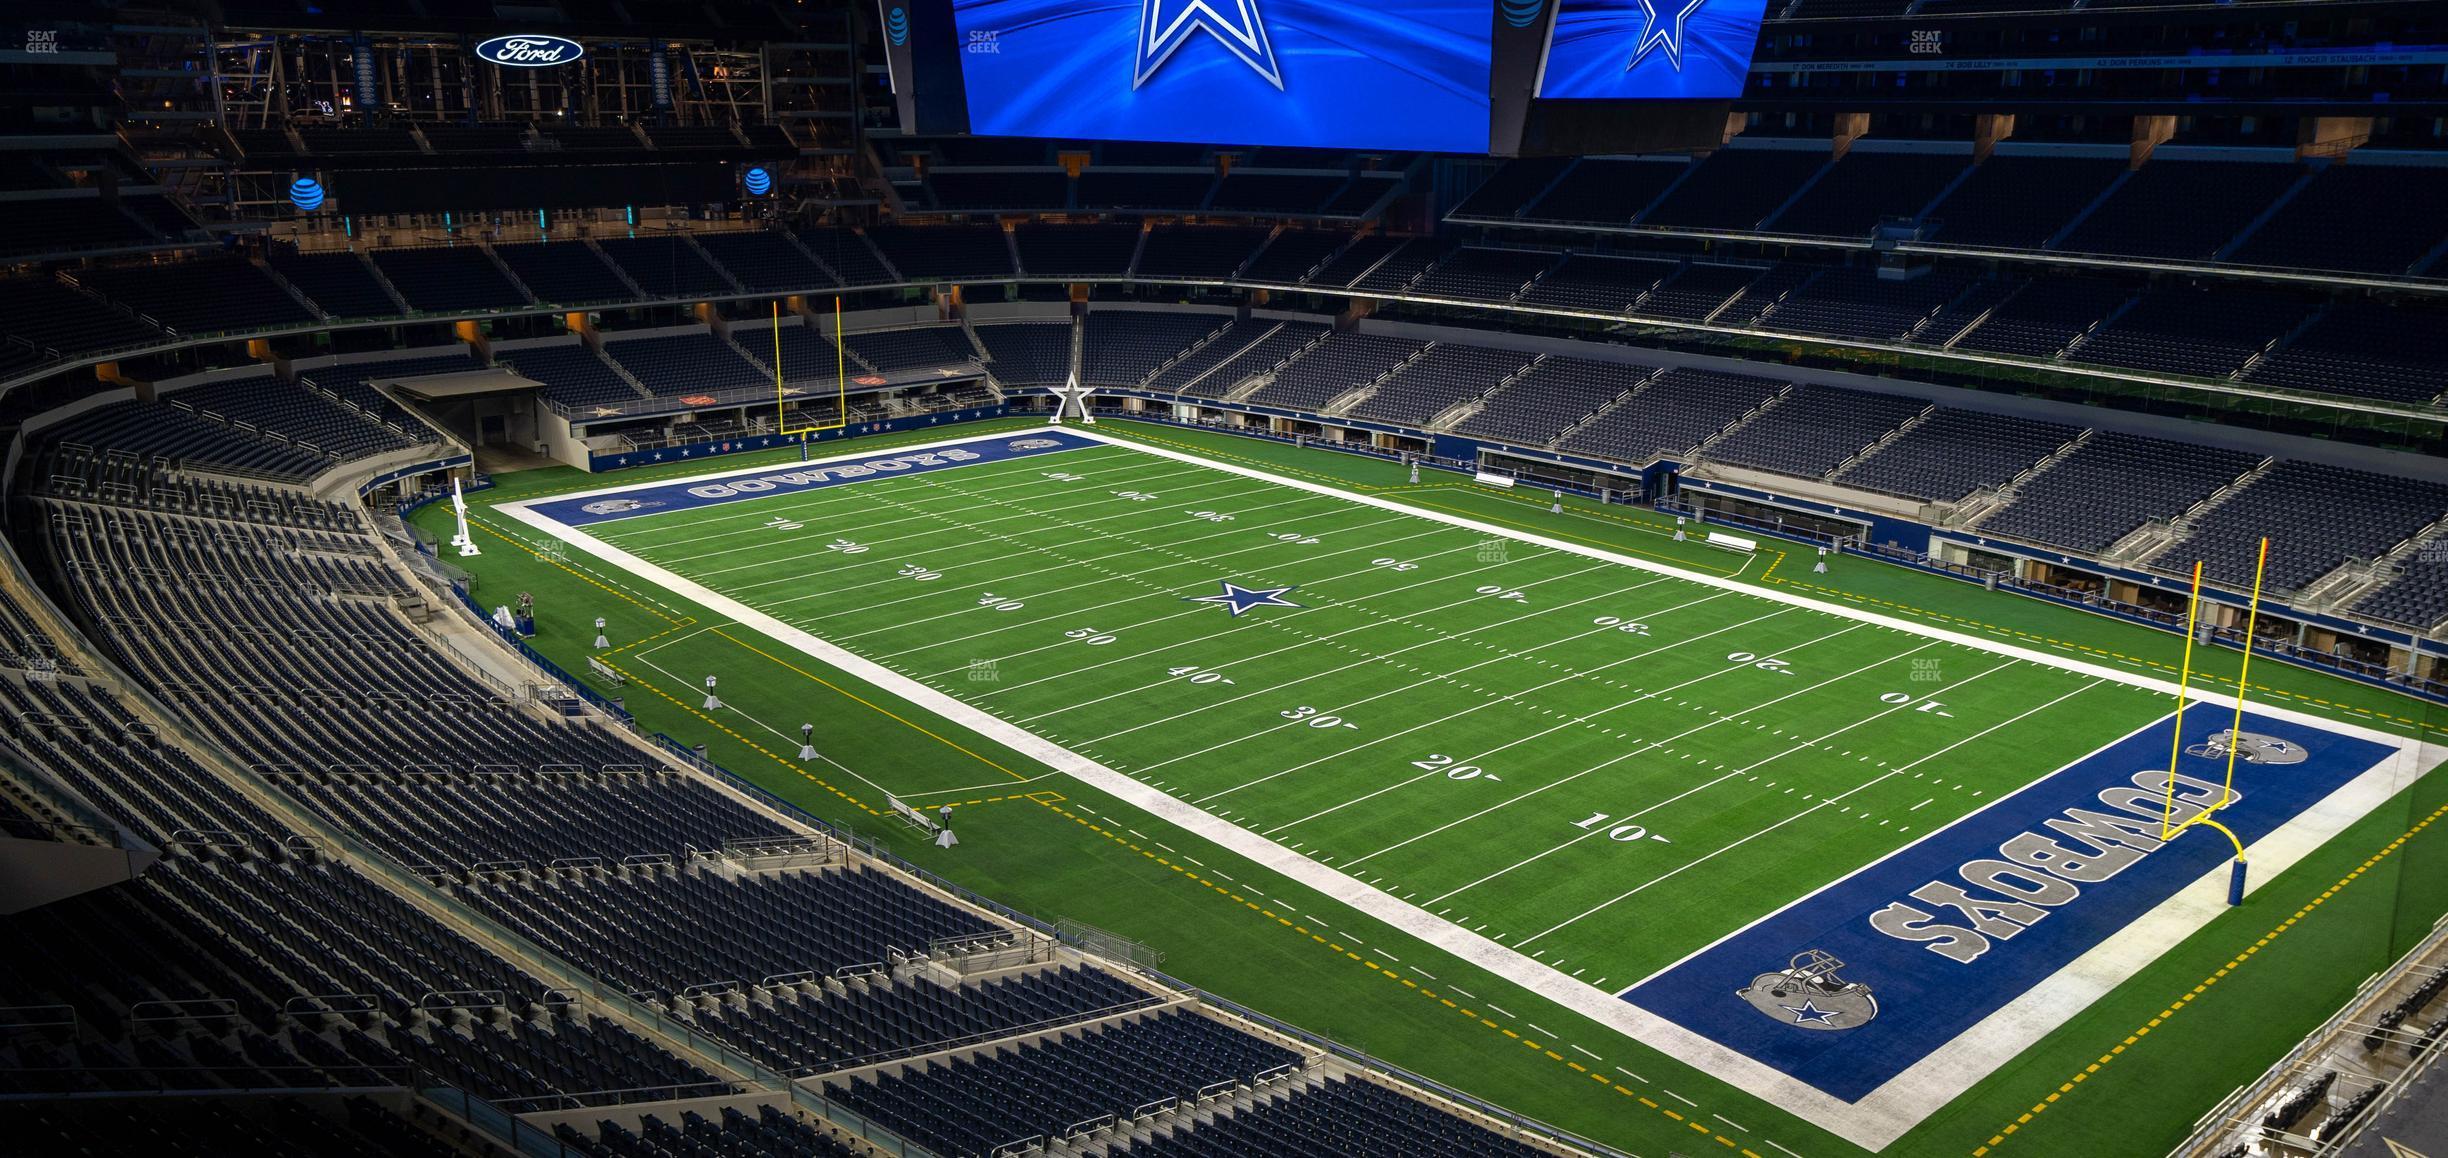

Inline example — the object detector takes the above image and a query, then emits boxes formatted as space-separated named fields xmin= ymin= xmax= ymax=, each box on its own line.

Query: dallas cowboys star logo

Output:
xmin=1135 ymin=0 xmax=1284 ymax=91
xmin=1625 ymin=0 xmax=1707 ymax=72
xmin=1779 ymin=1000 xmax=1841 ymax=1026
xmin=1187 ymin=580 xmax=1301 ymax=617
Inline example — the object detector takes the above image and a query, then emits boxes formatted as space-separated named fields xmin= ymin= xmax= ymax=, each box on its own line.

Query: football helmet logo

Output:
xmin=1738 ymin=950 xmax=1878 ymax=1032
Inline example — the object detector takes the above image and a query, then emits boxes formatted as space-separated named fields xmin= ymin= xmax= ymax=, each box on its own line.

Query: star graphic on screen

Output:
xmin=1625 ymin=0 xmax=1708 ymax=73
xmin=1779 ymin=1000 xmax=1841 ymax=1026
xmin=1135 ymin=0 xmax=1284 ymax=91
xmin=1186 ymin=580 xmax=1301 ymax=617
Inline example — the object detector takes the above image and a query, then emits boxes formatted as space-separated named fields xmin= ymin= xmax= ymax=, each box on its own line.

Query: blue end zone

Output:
xmin=1623 ymin=710 xmax=2395 ymax=1103
xmin=526 ymin=431 xmax=1101 ymax=528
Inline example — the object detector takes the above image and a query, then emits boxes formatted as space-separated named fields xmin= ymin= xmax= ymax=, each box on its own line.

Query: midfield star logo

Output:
xmin=1186 ymin=579 xmax=1301 ymax=617
xmin=1626 ymin=0 xmax=1708 ymax=72
xmin=1135 ymin=0 xmax=1284 ymax=91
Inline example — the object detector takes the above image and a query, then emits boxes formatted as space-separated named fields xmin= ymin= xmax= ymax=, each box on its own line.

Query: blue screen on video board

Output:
xmin=950 ymin=0 xmax=1493 ymax=152
xmin=1537 ymin=0 xmax=1769 ymax=100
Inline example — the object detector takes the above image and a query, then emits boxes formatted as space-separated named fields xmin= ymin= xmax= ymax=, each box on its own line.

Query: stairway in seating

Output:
xmin=1431 ymin=353 xmax=1546 ymax=431
xmin=1820 ymin=404 xmax=1935 ymax=481
xmin=2123 ymin=457 xmax=2277 ymax=566
xmin=1688 ymin=384 xmax=1796 ymax=459
xmin=1956 ymin=428 xmax=2093 ymax=529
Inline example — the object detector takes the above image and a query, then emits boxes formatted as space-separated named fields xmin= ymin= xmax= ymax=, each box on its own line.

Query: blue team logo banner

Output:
xmin=1623 ymin=709 xmax=2395 ymax=1102
xmin=528 ymin=432 xmax=1097 ymax=527
xmin=951 ymin=0 xmax=1492 ymax=152
xmin=1537 ymin=0 xmax=1769 ymax=99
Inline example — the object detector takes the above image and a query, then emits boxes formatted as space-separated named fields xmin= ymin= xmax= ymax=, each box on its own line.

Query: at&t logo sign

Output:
xmin=476 ymin=35 xmax=585 ymax=67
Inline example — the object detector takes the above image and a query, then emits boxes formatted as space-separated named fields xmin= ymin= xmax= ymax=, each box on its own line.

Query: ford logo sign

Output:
xmin=475 ymin=35 xmax=585 ymax=68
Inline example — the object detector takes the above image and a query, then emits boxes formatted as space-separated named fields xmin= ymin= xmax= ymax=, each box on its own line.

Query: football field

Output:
xmin=501 ymin=426 xmax=2419 ymax=1147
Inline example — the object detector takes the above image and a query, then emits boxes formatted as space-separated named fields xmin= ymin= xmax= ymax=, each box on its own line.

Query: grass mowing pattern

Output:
xmin=580 ymin=437 xmax=2173 ymax=990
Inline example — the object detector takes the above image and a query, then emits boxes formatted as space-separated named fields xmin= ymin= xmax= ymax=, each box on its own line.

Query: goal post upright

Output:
xmin=2160 ymin=560 xmax=2206 ymax=841
xmin=2154 ymin=544 xmax=2270 ymax=903
xmin=775 ymin=296 xmax=849 ymax=437
xmin=2217 ymin=536 xmax=2273 ymax=810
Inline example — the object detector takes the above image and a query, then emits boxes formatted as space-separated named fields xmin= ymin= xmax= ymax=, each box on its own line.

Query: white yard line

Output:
xmin=1428 ymin=653 xmax=2016 ymax=907
xmin=819 ymin=490 xmax=1401 ymax=644
xmin=888 ymin=771 xmax=1068 ymax=800
xmin=649 ymin=451 xmax=1171 ymax=560
xmin=1339 ymin=623 xmax=1880 ymax=868
xmin=751 ymin=479 xmax=1292 ymax=620
xmin=499 ymin=426 xmax=2439 ymax=1151
xmin=944 ymin=520 xmax=1461 ymax=687
xmin=1593 ymin=678 xmax=2116 ymax=972
xmin=1039 ymin=559 xmax=1624 ymax=730
xmin=1256 ymin=597 xmax=1792 ymax=829
xmin=1159 ymin=580 xmax=1714 ymax=799
xmin=1498 ymin=656 xmax=2036 ymax=945
xmin=676 ymin=460 xmax=1228 ymax=575
xmin=602 ymin=448 xmax=1155 ymax=545
xmin=945 ymin=531 xmax=1506 ymax=683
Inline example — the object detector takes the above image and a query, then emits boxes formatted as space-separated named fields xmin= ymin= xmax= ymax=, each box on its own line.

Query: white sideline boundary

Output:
xmin=499 ymin=427 xmax=2442 ymax=1151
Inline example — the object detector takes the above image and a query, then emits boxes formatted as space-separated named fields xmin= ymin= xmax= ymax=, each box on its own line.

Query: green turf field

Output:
xmin=432 ymin=417 xmax=2448 ymax=1158
xmin=543 ymin=431 xmax=2175 ymax=993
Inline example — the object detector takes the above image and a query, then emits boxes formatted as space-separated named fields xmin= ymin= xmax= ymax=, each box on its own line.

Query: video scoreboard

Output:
xmin=881 ymin=0 xmax=1770 ymax=154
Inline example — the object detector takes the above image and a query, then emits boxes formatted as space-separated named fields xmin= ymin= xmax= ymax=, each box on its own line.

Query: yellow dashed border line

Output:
xmin=1970 ymin=798 xmax=2448 ymax=1157
xmin=710 ymin=627 xmax=1036 ymax=785
xmin=473 ymin=520 xmax=689 ymax=624
xmin=608 ymin=618 xmax=702 ymax=657
xmin=1030 ymin=795 xmax=1765 ymax=1157
xmin=597 ymin=657 xmax=881 ymax=816
xmin=470 ymin=484 xmax=1044 ymax=795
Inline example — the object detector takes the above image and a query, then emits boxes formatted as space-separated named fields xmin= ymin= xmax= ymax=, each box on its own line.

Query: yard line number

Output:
xmin=1412 ymin=753 xmax=1501 ymax=782
xmin=1727 ymin=650 xmax=1794 ymax=675
xmin=1573 ymin=811 xmax=1672 ymax=844
xmin=1280 ymin=705 xmax=1360 ymax=731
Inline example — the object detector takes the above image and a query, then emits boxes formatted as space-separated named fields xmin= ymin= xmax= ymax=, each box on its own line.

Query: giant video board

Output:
xmin=948 ymin=0 xmax=1496 ymax=152
xmin=1535 ymin=0 xmax=1770 ymax=100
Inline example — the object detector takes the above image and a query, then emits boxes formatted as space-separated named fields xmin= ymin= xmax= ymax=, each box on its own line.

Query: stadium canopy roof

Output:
xmin=376 ymin=368 xmax=541 ymax=401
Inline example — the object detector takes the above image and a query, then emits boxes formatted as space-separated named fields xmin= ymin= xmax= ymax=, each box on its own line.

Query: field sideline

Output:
xmin=427 ymin=417 xmax=2448 ymax=1158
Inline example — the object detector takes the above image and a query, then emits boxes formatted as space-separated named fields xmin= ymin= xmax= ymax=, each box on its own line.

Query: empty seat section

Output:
xmin=492 ymin=242 xmax=636 ymax=304
xmin=368 ymin=247 xmax=528 ymax=312
xmin=1557 ymin=368 xmax=1784 ymax=464
xmin=1703 ymin=384 xmax=1926 ymax=479
xmin=1976 ymin=433 xmax=2262 ymax=553
xmin=1832 ymin=409 xmax=2085 ymax=502
xmin=595 ymin=235 xmax=734 ymax=298
xmin=1083 ymin=313 xmax=1229 ymax=387
xmin=975 ymin=322 xmax=1074 ymax=386
xmin=1453 ymin=356 xmax=1656 ymax=447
